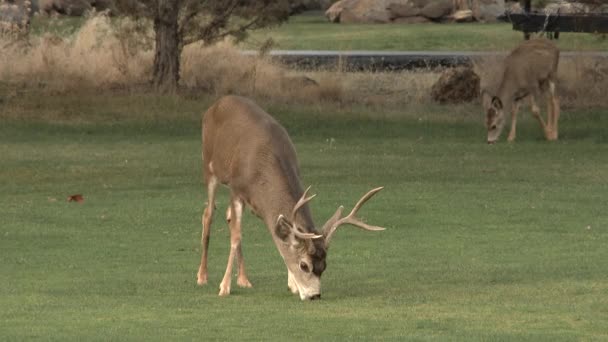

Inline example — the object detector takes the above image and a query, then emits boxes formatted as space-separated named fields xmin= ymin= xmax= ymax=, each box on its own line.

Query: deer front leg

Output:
xmin=219 ymin=197 xmax=246 ymax=296
xmin=197 ymin=177 xmax=218 ymax=286
xmin=507 ymin=101 xmax=521 ymax=142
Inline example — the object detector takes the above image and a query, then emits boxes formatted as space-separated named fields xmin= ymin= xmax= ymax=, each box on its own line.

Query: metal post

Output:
xmin=524 ymin=0 xmax=531 ymax=39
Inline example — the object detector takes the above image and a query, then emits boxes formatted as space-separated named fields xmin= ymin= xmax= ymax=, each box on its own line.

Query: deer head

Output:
xmin=482 ymin=91 xmax=506 ymax=144
xmin=273 ymin=187 xmax=385 ymax=300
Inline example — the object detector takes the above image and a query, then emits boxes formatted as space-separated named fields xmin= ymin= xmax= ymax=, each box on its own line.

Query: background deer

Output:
xmin=197 ymin=95 xmax=385 ymax=300
xmin=481 ymin=38 xmax=560 ymax=143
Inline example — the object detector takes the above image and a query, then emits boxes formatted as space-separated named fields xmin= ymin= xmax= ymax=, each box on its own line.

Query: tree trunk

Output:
xmin=152 ymin=0 xmax=181 ymax=93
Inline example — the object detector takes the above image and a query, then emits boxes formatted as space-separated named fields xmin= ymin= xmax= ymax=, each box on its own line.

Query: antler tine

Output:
xmin=323 ymin=187 xmax=385 ymax=247
xmin=321 ymin=205 xmax=344 ymax=234
xmin=347 ymin=187 xmax=384 ymax=219
xmin=291 ymin=186 xmax=316 ymax=223
xmin=277 ymin=215 xmax=322 ymax=240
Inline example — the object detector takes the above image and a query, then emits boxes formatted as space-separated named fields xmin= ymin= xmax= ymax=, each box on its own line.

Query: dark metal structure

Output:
xmin=499 ymin=0 xmax=608 ymax=39
xmin=242 ymin=50 xmax=608 ymax=71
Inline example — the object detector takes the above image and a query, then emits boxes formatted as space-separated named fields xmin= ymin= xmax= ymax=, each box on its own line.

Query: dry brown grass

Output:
xmin=0 ymin=15 xmax=152 ymax=91
xmin=1 ymin=14 xmax=607 ymax=112
xmin=0 ymin=13 xmax=439 ymax=109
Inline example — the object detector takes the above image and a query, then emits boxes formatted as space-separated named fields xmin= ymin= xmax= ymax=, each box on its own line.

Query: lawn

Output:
xmin=28 ymin=11 xmax=608 ymax=52
xmin=1 ymin=94 xmax=607 ymax=340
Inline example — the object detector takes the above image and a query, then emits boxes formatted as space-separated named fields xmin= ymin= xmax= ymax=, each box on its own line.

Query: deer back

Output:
xmin=202 ymin=95 xmax=314 ymax=229
xmin=500 ymin=38 xmax=560 ymax=97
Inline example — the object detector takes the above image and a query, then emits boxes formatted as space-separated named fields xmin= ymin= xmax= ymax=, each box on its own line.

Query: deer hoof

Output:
xmin=219 ymin=284 xmax=231 ymax=296
xmin=237 ymin=278 xmax=252 ymax=288
xmin=549 ymin=131 xmax=558 ymax=141
xmin=196 ymin=274 xmax=207 ymax=286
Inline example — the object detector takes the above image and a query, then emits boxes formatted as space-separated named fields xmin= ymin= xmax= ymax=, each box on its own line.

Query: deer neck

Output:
xmin=263 ymin=198 xmax=317 ymax=234
xmin=249 ymin=181 xmax=317 ymax=243
xmin=496 ymin=79 xmax=515 ymax=114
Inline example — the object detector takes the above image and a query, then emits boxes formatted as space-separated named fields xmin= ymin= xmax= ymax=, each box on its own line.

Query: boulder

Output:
xmin=339 ymin=0 xmax=393 ymax=23
xmin=39 ymin=0 xmax=96 ymax=16
xmin=431 ymin=67 xmax=480 ymax=104
xmin=327 ymin=0 xmax=477 ymax=24
xmin=392 ymin=15 xmax=432 ymax=23
xmin=0 ymin=1 xmax=31 ymax=32
xmin=91 ymin=0 xmax=114 ymax=13
xmin=476 ymin=0 xmax=505 ymax=22
xmin=325 ymin=0 xmax=411 ymax=23
xmin=545 ymin=1 xmax=590 ymax=14
xmin=325 ymin=0 xmax=356 ymax=22
xmin=420 ymin=0 xmax=453 ymax=19
xmin=38 ymin=0 xmax=117 ymax=16
xmin=387 ymin=2 xmax=420 ymax=19
xmin=291 ymin=0 xmax=333 ymax=14
xmin=452 ymin=9 xmax=474 ymax=21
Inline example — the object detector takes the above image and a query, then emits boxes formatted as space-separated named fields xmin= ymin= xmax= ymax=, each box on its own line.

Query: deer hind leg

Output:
xmin=507 ymin=101 xmax=521 ymax=142
xmin=219 ymin=196 xmax=249 ymax=296
xmin=226 ymin=204 xmax=253 ymax=288
xmin=197 ymin=176 xmax=218 ymax=286
xmin=529 ymin=95 xmax=551 ymax=140
xmin=547 ymin=81 xmax=560 ymax=140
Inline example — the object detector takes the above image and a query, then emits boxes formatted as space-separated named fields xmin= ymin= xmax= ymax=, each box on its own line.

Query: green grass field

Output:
xmin=29 ymin=11 xmax=608 ymax=52
xmin=1 ymin=94 xmax=607 ymax=340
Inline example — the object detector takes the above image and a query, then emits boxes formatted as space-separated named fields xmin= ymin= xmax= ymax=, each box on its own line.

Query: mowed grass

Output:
xmin=1 ymin=94 xmax=608 ymax=340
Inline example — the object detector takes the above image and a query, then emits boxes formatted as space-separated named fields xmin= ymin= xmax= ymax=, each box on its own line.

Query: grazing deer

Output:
xmin=197 ymin=95 xmax=385 ymax=300
xmin=482 ymin=38 xmax=560 ymax=143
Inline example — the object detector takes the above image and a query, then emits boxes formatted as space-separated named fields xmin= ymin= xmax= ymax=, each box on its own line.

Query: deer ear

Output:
xmin=275 ymin=215 xmax=293 ymax=242
xmin=491 ymin=96 xmax=503 ymax=110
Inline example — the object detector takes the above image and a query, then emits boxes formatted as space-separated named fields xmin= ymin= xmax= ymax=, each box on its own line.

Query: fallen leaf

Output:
xmin=67 ymin=194 xmax=84 ymax=203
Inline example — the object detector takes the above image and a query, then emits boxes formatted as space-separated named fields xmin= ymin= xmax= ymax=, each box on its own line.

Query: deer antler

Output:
xmin=278 ymin=186 xmax=322 ymax=240
xmin=323 ymin=187 xmax=385 ymax=247
xmin=291 ymin=186 xmax=316 ymax=224
xmin=277 ymin=215 xmax=322 ymax=240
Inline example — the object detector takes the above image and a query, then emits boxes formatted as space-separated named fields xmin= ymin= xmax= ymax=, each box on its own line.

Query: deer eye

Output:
xmin=490 ymin=125 xmax=497 ymax=130
xmin=299 ymin=261 xmax=310 ymax=273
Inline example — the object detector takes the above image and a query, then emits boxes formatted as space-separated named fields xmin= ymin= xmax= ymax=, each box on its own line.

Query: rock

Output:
xmin=452 ymin=9 xmax=474 ymax=22
xmin=339 ymin=0 xmax=392 ymax=23
xmin=91 ymin=0 xmax=115 ymax=13
xmin=431 ymin=67 xmax=480 ymax=104
xmin=325 ymin=0 xmax=411 ymax=23
xmin=291 ymin=0 xmax=333 ymax=14
xmin=0 ymin=1 xmax=31 ymax=32
xmin=325 ymin=0 xmax=354 ymax=22
xmin=420 ymin=0 xmax=453 ymax=19
xmin=545 ymin=1 xmax=590 ymax=14
xmin=387 ymin=2 xmax=420 ymax=19
xmin=476 ymin=0 xmax=504 ymax=22
xmin=327 ymin=0 xmax=488 ymax=24
xmin=392 ymin=15 xmax=432 ymax=24
xmin=38 ymin=0 xmax=116 ymax=16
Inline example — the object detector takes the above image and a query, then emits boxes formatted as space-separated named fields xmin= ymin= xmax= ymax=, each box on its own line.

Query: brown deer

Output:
xmin=197 ymin=95 xmax=385 ymax=300
xmin=482 ymin=38 xmax=560 ymax=143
